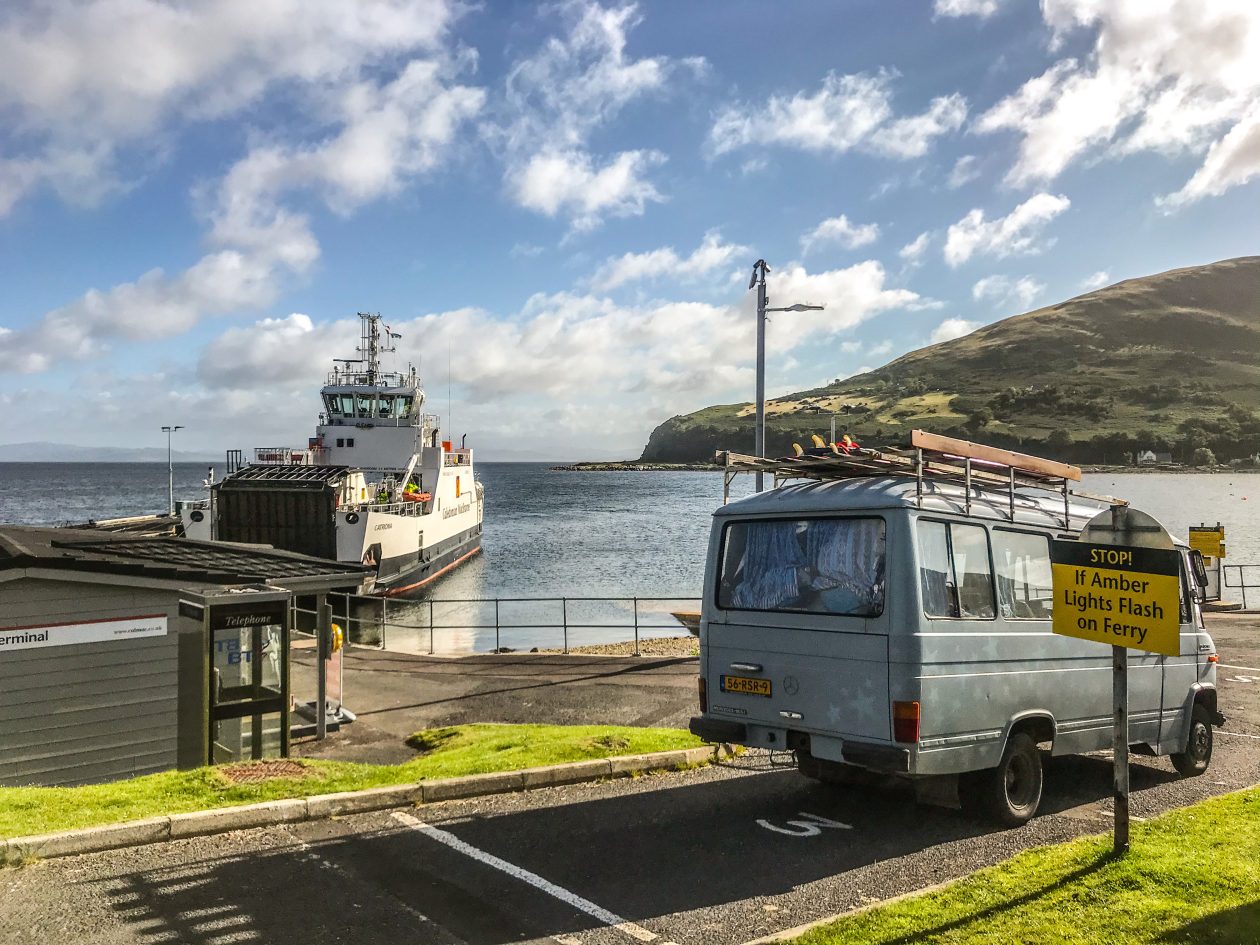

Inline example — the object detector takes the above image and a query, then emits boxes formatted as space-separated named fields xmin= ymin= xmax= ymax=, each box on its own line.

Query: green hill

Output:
xmin=639 ymin=256 xmax=1260 ymax=465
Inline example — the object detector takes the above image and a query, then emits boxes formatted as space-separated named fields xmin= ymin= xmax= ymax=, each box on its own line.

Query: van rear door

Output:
xmin=705 ymin=516 xmax=891 ymax=742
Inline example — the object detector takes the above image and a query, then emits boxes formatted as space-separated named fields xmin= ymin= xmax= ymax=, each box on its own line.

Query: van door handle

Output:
xmin=730 ymin=662 xmax=763 ymax=672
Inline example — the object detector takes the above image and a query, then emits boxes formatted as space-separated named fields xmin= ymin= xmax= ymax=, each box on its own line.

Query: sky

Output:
xmin=0 ymin=0 xmax=1257 ymax=461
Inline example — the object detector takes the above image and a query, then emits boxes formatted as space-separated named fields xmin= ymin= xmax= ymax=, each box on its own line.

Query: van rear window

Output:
xmin=717 ymin=518 xmax=885 ymax=616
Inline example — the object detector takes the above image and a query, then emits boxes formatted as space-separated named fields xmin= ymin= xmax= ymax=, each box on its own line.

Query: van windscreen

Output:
xmin=718 ymin=517 xmax=885 ymax=616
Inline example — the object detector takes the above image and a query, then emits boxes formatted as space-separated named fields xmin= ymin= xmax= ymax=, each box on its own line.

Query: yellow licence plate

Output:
xmin=720 ymin=674 xmax=771 ymax=697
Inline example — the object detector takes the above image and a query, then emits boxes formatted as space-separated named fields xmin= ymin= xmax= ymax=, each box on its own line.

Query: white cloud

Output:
xmin=1159 ymin=104 xmax=1260 ymax=208
xmin=0 ymin=0 xmax=462 ymax=214
xmin=899 ymin=231 xmax=931 ymax=262
xmin=196 ymin=261 xmax=925 ymax=404
xmin=0 ymin=251 xmax=288 ymax=374
xmin=492 ymin=1 xmax=700 ymax=230
xmin=974 ymin=0 xmax=1260 ymax=204
xmin=1080 ymin=269 xmax=1111 ymax=290
xmin=947 ymin=154 xmax=981 ymax=188
xmin=198 ymin=314 xmax=354 ymax=390
xmin=931 ymin=317 xmax=980 ymax=343
xmin=0 ymin=15 xmax=483 ymax=374
xmin=972 ymin=274 xmax=1046 ymax=311
xmin=944 ymin=193 xmax=1070 ymax=267
xmin=709 ymin=70 xmax=966 ymax=160
xmin=590 ymin=231 xmax=747 ymax=291
xmin=870 ymin=94 xmax=969 ymax=159
xmin=801 ymin=215 xmax=881 ymax=253
xmin=934 ymin=0 xmax=1006 ymax=17
xmin=508 ymin=149 xmax=666 ymax=231
xmin=866 ymin=339 xmax=895 ymax=357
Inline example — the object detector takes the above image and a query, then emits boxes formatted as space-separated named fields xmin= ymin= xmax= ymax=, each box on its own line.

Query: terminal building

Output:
xmin=0 ymin=525 xmax=367 ymax=787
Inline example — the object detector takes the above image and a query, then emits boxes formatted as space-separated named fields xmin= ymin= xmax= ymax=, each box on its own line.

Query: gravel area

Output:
xmin=535 ymin=635 xmax=698 ymax=657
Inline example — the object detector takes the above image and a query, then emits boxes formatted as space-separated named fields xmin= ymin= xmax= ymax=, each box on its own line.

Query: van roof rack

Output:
xmin=717 ymin=429 xmax=1125 ymax=526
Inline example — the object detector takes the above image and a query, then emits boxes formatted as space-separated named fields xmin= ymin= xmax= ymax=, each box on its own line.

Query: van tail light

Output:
xmin=698 ymin=677 xmax=708 ymax=713
xmin=1207 ymin=654 xmax=1219 ymax=663
xmin=893 ymin=701 xmax=920 ymax=744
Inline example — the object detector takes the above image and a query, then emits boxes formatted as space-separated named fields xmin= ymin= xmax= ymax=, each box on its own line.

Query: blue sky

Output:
xmin=0 ymin=0 xmax=1257 ymax=460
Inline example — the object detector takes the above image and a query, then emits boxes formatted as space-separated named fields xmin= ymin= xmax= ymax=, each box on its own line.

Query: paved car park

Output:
xmin=2 ymin=618 xmax=1257 ymax=945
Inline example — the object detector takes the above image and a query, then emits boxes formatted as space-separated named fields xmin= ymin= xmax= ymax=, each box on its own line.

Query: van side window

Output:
xmin=718 ymin=517 xmax=885 ymax=617
xmin=993 ymin=530 xmax=1054 ymax=619
xmin=917 ymin=520 xmax=995 ymax=619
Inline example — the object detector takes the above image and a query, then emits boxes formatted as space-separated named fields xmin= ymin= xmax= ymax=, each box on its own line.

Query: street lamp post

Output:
xmin=162 ymin=425 xmax=184 ymax=516
xmin=749 ymin=260 xmax=825 ymax=491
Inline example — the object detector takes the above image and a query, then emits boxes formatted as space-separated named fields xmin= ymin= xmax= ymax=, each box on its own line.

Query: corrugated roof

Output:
xmin=0 ymin=525 xmax=369 ymax=586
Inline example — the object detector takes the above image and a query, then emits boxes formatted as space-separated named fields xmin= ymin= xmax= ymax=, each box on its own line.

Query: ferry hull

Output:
xmin=372 ymin=524 xmax=483 ymax=596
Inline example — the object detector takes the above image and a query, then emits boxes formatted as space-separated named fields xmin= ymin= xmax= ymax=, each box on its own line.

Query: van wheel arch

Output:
xmin=1006 ymin=713 xmax=1056 ymax=749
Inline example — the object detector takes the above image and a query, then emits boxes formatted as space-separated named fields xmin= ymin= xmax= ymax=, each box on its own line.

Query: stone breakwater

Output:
xmin=551 ymin=462 xmax=721 ymax=471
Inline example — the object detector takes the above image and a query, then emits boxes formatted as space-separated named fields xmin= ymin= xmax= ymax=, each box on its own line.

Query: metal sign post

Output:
xmin=317 ymin=598 xmax=331 ymax=741
xmin=1051 ymin=505 xmax=1179 ymax=857
xmin=1112 ymin=643 xmax=1129 ymax=853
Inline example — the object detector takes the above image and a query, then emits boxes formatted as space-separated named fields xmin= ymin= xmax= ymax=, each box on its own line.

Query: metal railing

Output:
xmin=1223 ymin=564 xmax=1260 ymax=610
xmin=317 ymin=594 xmax=701 ymax=656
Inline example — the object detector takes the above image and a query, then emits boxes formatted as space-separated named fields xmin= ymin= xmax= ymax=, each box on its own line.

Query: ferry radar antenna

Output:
xmin=355 ymin=312 xmax=398 ymax=386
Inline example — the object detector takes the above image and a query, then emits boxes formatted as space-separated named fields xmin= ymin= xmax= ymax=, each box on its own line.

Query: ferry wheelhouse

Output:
xmin=181 ymin=313 xmax=484 ymax=595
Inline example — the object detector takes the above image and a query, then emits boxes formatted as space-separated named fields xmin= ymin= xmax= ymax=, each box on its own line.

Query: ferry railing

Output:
xmin=312 ymin=594 xmax=701 ymax=656
xmin=1222 ymin=564 xmax=1260 ymax=610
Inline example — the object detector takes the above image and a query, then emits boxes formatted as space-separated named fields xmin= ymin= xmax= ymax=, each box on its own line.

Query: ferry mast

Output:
xmin=334 ymin=312 xmax=399 ymax=387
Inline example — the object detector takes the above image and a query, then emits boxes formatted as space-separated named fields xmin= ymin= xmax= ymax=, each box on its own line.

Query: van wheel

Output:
xmin=1171 ymin=704 xmax=1213 ymax=777
xmin=963 ymin=733 xmax=1043 ymax=827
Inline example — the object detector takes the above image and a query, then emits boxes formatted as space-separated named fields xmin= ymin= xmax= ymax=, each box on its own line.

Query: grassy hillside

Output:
xmin=640 ymin=256 xmax=1260 ymax=464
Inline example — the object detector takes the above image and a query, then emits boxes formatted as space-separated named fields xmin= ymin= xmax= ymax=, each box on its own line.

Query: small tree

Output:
xmin=968 ymin=406 xmax=994 ymax=428
xmin=1046 ymin=429 xmax=1073 ymax=457
xmin=1191 ymin=447 xmax=1217 ymax=467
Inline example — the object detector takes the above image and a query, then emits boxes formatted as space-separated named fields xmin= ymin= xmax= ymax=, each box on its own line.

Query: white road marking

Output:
xmin=392 ymin=811 xmax=663 ymax=943
xmin=1219 ymin=730 xmax=1260 ymax=740
xmin=756 ymin=812 xmax=853 ymax=837
xmin=1220 ymin=664 xmax=1260 ymax=673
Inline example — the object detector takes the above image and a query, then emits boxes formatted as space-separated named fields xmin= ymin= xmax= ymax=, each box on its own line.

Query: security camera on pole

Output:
xmin=748 ymin=260 xmax=825 ymax=492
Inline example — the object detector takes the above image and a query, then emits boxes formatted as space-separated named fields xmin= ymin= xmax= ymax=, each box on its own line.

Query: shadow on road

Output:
xmin=88 ymin=751 xmax=1192 ymax=945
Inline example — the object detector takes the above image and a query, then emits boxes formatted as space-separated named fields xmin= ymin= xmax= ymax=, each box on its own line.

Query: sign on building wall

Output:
xmin=0 ymin=614 xmax=168 ymax=653
xmin=1050 ymin=541 xmax=1180 ymax=657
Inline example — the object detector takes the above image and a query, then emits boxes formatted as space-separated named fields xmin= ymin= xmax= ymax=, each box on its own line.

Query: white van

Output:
xmin=690 ymin=439 xmax=1222 ymax=825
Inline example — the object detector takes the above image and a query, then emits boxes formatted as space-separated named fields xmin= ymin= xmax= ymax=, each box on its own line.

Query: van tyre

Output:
xmin=1171 ymin=704 xmax=1213 ymax=777
xmin=963 ymin=733 xmax=1043 ymax=827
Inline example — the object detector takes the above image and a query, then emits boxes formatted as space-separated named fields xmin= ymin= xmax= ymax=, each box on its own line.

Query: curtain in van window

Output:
xmin=727 ymin=521 xmax=805 ymax=610
xmin=804 ymin=518 xmax=885 ymax=615
xmin=720 ymin=518 xmax=885 ymax=616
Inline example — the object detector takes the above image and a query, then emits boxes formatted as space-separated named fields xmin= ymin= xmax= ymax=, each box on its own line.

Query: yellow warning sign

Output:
xmin=1188 ymin=526 xmax=1225 ymax=559
xmin=1050 ymin=541 xmax=1181 ymax=657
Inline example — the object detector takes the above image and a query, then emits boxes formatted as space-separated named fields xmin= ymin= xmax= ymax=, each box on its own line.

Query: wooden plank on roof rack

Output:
xmin=910 ymin=430 xmax=1081 ymax=482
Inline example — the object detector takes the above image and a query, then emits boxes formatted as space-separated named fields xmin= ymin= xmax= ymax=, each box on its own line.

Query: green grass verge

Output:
xmin=793 ymin=787 xmax=1260 ymax=945
xmin=0 ymin=723 xmax=701 ymax=840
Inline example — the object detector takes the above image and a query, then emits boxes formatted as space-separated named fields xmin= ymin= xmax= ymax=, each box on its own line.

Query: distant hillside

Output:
xmin=640 ymin=256 xmax=1260 ymax=464
xmin=0 ymin=442 xmax=220 ymax=463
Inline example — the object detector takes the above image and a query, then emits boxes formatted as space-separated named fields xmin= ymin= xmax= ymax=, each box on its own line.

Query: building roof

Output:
xmin=714 ymin=475 xmax=1111 ymax=531
xmin=0 ymin=525 xmax=370 ymax=591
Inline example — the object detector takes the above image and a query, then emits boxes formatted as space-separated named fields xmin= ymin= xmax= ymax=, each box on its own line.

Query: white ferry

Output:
xmin=181 ymin=313 xmax=484 ymax=596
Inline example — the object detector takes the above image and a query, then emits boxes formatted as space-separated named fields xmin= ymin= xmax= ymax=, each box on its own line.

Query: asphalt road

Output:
xmin=3 ymin=618 xmax=1257 ymax=945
